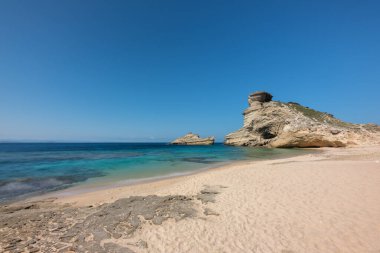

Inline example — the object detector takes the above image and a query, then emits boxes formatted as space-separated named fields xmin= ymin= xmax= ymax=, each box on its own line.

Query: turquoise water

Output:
xmin=0 ymin=143 xmax=311 ymax=202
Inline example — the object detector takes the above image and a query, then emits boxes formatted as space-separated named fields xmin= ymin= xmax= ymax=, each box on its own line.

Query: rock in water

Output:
xmin=171 ymin=133 xmax=215 ymax=145
xmin=225 ymin=91 xmax=380 ymax=148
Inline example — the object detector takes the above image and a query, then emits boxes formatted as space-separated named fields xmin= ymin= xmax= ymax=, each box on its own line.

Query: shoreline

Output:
xmin=27 ymin=149 xmax=318 ymax=206
xmin=6 ymin=147 xmax=316 ymax=206
xmin=1 ymin=145 xmax=380 ymax=252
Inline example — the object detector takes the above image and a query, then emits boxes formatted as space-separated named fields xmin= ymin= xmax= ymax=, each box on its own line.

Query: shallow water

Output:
xmin=0 ymin=143 xmax=311 ymax=202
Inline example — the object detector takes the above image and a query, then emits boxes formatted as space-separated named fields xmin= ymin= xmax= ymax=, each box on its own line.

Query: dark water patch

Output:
xmin=0 ymin=171 xmax=106 ymax=203
xmin=180 ymin=157 xmax=218 ymax=164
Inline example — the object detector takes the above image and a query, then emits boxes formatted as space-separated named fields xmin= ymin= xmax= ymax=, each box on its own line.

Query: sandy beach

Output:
xmin=1 ymin=145 xmax=380 ymax=253
xmin=2 ymin=0 xmax=380 ymax=252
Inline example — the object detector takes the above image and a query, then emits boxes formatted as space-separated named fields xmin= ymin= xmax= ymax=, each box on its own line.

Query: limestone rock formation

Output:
xmin=225 ymin=91 xmax=380 ymax=148
xmin=171 ymin=133 xmax=215 ymax=145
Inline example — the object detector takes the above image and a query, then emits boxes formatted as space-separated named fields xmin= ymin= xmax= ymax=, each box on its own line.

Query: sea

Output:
xmin=0 ymin=143 xmax=311 ymax=203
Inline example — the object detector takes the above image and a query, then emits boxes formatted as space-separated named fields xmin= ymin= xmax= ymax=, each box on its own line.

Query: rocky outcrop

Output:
xmin=225 ymin=91 xmax=380 ymax=148
xmin=171 ymin=133 xmax=215 ymax=145
xmin=248 ymin=91 xmax=273 ymax=103
xmin=0 ymin=185 xmax=225 ymax=252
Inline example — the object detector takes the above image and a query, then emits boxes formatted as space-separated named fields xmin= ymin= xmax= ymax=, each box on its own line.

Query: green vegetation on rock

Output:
xmin=286 ymin=102 xmax=354 ymax=128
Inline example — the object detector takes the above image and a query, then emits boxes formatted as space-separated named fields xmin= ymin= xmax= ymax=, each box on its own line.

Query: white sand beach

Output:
xmin=41 ymin=145 xmax=380 ymax=253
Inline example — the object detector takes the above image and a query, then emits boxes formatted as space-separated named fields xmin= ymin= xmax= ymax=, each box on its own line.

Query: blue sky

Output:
xmin=1 ymin=0 xmax=379 ymax=142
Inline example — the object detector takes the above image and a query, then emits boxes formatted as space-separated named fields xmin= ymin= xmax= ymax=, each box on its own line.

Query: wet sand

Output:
xmin=1 ymin=146 xmax=380 ymax=253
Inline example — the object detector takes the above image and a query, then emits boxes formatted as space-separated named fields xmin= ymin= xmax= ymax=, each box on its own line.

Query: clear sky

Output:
xmin=1 ymin=0 xmax=379 ymax=142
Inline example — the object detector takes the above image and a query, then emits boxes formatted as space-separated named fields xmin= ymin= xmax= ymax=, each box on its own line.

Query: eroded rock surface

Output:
xmin=0 ymin=195 xmax=196 ymax=253
xmin=225 ymin=91 xmax=380 ymax=148
xmin=171 ymin=133 xmax=215 ymax=145
xmin=0 ymin=186 xmax=227 ymax=253
xmin=196 ymin=185 xmax=227 ymax=204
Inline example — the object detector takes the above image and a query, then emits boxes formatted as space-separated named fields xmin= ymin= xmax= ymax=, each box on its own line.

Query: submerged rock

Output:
xmin=171 ymin=133 xmax=215 ymax=145
xmin=225 ymin=91 xmax=380 ymax=148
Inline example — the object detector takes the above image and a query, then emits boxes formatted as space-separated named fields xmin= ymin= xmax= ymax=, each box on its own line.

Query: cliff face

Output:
xmin=225 ymin=92 xmax=380 ymax=148
xmin=171 ymin=133 xmax=215 ymax=145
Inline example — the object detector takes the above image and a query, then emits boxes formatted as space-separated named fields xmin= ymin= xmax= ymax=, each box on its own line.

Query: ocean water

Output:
xmin=0 ymin=143 xmax=311 ymax=203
